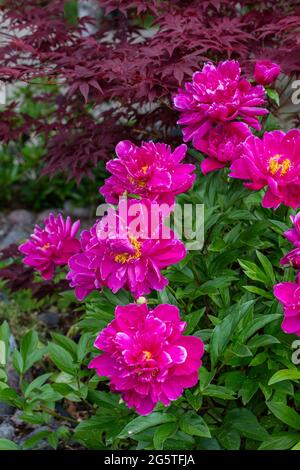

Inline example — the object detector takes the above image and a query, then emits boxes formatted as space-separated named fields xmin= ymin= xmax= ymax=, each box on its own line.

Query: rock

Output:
xmin=0 ymin=227 xmax=31 ymax=250
xmin=0 ymin=292 xmax=8 ymax=302
xmin=0 ymin=421 xmax=15 ymax=440
xmin=0 ymin=403 xmax=15 ymax=417
xmin=8 ymin=210 xmax=35 ymax=226
xmin=64 ymin=201 xmax=90 ymax=219
xmin=10 ymin=410 xmax=23 ymax=427
xmin=38 ymin=312 xmax=60 ymax=328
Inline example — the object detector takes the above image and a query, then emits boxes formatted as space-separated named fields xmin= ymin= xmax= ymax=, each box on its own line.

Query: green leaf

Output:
xmin=12 ymin=350 xmax=24 ymax=375
xmin=179 ymin=411 xmax=211 ymax=438
xmin=240 ymin=314 xmax=281 ymax=341
xmin=118 ymin=412 xmax=177 ymax=439
xmin=202 ymin=384 xmax=236 ymax=400
xmin=238 ymin=259 xmax=268 ymax=284
xmin=77 ymin=333 xmax=90 ymax=362
xmin=267 ymin=402 xmax=300 ymax=430
xmin=48 ymin=343 xmax=77 ymax=375
xmin=0 ymin=438 xmax=20 ymax=450
xmin=268 ymin=369 xmax=300 ymax=386
xmin=217 ymin=429 xmax=240 ymax=450
xmin=259 ymin=433 xmax=300 ymax=450
xmin=226 ymin=408 xmax=269 ymax=441
xmin=51 ymin=333 xmax=77 ymax=358
xmin=266 ymin=88 xmax=280 ymax=106
xmin=20 ymin=330 xmax=38 ymax=365
xmin=256 ymin=250 xmax=276 ymax=285
xmin=24 ymin=372 xmax=52 ymax=398
xmin=210 ymin=300 xmax=254 ymax=367
xmin=153 ymin=423 xmax=177 ymax=450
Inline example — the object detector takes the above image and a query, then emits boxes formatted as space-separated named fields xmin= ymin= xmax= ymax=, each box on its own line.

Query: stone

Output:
xmin=38 ymin=312 xmax=60 ymax=328
xmin=64 ymin=201 xmax=90 ymax=219
xmin=0 ymin=227 xmax=30 ymax=250
xmin=8 ymin=210 xmax=35 ymax=226
xmin=0 ymin=403 xmax=15 ymax=417
xmin=0 ymin=421 xmax=15 ymax=440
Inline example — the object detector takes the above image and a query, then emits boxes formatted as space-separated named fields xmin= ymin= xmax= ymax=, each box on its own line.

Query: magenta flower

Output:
xmin=229 ymin=129 xmax=300 ymax=209
xmin=254 ymin=60 xmax=281 ymax=86
xmin=89 ymin=303 xmax=204 ymax=415
xmin=274 ymin=282 xmax=300 ymax=336
xmin=173 ymin=60 xmax=268 ymax=145
xmin=67 ymin=199 xmax=186 ymax=299
xmin=99 ymin=141 xmax=196 ymax=206
xmin=19 ymin=213 xmax=80 ymax=280
xmin=280 ymin=213 xmax=300 ymax=268
xmin=194 ymin=122 xmax=252 ymax=174
xmin=284 ymin=213 xmax=300 ymax=247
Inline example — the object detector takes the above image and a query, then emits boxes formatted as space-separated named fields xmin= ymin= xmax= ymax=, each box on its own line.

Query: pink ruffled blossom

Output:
xmin=19 ymin=213 xmax=80 ymax=280
xmin=229 ymin=129 xmax=300 ymax=209
xmin=88 ymin=303 xmax=204 ymax=415
xmin=274 ymin=282 xmax=300 ymax=336
xmin=254 ymin=60 xmax=281 ymax=86
xmin=284 ymin=213 xmax=300 ymax=247
xmin=195 ymin=122 xmax=252 ymax=174
xmin=173 ymin=60 xmax=268 ymax=145
xmin=67 ymin=199 xmax=186 ymax=299
xmin=99 ymin=141 xmax=196 ymax=205
xmin=280 ymin=213 xmax=300 ymax=268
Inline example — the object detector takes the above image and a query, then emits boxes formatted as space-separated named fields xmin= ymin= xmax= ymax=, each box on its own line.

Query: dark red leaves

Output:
xmin=0 ymin=0 xmax=299 ymax=180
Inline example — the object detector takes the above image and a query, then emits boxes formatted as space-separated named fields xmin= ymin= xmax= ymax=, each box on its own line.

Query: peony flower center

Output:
xmin=128 ymin=175 xmax=147 ymax=188
xmin=114 ymin=236 xmax=142 ymax=264
xmin=141 ymin=165 xmax=149 ymax=174
xmin=41 ymin=243 xmax=51 ymax=251
xmin=142 ymin=350 xmax=152 ymax=361
xmin=268 ymin=154 xmax=291 ymax=177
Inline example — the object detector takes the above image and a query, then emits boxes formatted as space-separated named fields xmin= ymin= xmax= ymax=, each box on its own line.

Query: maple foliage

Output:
xmin=0 ymin=0 xmax=300 ymax=180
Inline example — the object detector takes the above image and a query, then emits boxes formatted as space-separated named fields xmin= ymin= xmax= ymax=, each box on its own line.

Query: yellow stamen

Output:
xmin=143 ymin=350 xmax=152 ymax=361
xmin=128 ymin=175 xmax=147 ymax=188
xmin=114 ymin=236 xmax=141 ymax=264
xmin=280 ymin=159 xmax=291 ymax=176
xmin=41 ymin=243 xmax=50 ymax=251
xmin=268 ymin=154 xmax=291 ymax=176
xmin=141 ymin=165 xmax=148 ymax=174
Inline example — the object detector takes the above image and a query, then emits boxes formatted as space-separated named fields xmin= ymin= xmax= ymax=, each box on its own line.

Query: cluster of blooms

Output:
xmin=20 ymin=140 xmax=204 ymax=415
xmin=173 ymin=59 xmax=300 ymax=338
xmin=20 ymin=58 xmax=295 ymax=413
xmin=173 ymin=59 xmax=300 ymax=213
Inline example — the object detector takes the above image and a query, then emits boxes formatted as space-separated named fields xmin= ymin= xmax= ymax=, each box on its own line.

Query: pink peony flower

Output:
xmin=274 ymin=282 xmax=300 ymax=336
xmin=99 ymin=141 xmax=196 ymax=205
xmin=88 ymin=303 xmax=204 ymax=415
xmin=19 ymin=213 xmax=80 ymax=280
xmin=173 ymin=60 xmax=268 ymax=145
xmin=254 ymin=60 xmax=281 ymax=86
xmin=280 ymin=213 xmax=300 ymax=268
xmin=194 ymin=122 xmax=252 ymax=174
xmin=284 ymin=213 xmax=300 ymax=247
xmin=67 ymin=199 xmax=186 ymax=299
xmin=229 ymin=129 xmax=300 ymax=209
xmin=280 ymin=248 xmax=300 ymax=269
